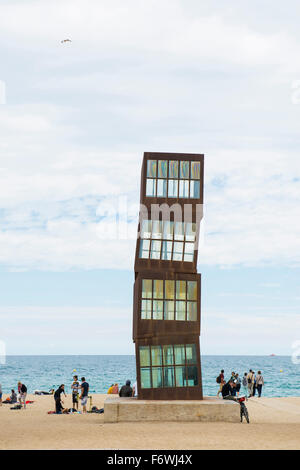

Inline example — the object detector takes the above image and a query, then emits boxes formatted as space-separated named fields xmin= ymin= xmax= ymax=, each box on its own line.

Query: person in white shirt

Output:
xmin=132 ymin=380 xmax=138 ymax=397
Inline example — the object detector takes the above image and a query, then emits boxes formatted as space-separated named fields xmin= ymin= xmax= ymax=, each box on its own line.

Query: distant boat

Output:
xmin=270 ymin=354 xmax=276 ymax=356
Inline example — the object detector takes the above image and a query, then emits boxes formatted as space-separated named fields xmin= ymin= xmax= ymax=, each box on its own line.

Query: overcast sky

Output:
xmin=0 ymin=0 xmax=299 ymax=356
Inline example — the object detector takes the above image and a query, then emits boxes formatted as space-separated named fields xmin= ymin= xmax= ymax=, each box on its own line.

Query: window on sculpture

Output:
xmin=139 ymin=220 xmax=196 ymax=263
xmin=145 ymin=158 xmax=201 ymax=199
xmin=139 ymin=344 xmax=198 ymax=389
xmin=140 ymin=279 xmax=197 ymax=322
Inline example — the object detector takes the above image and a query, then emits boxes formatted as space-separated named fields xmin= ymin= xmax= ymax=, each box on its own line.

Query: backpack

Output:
xmin=248 ymin=377 xmax=252 ymax=384
xmin=216 ymin=375 xmax=221 ymax=384
xmin=242 ymin=377 xmax=247 ymax=387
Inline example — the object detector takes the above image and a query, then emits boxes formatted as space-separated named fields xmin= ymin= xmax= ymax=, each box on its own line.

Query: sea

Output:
xmin=0 ymin=355 xmax=299 ymax=397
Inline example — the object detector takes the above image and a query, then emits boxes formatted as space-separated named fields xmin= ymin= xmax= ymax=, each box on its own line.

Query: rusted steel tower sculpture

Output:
xmin=133 ymin=152 xmax=204 ymax=400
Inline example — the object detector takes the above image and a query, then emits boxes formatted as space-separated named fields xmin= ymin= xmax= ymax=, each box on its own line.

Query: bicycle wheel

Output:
xmin=244 ymin=407 xmax=250 ymax=423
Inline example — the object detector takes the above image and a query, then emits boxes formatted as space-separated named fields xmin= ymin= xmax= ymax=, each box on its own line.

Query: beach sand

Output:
xmin=1 ymin=394 xmax=300 ymax=450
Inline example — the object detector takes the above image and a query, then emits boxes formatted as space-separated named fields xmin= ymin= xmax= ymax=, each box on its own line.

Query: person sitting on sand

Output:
xmin=107 ymin=384 xmax=114 ymax=394
xmin=10 ymin=389 xmax=17 ymax=403
xmin=119 ymin=380 xmax=133 ymax=397
xmin=112 ymin=383 xmax=119 ymax=394
xmin=54 ymin=384 xmax=66 ymax=414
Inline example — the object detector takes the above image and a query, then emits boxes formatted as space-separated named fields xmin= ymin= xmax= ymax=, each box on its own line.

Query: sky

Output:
xmin=0 ymin=0 xmax=299 ymax=356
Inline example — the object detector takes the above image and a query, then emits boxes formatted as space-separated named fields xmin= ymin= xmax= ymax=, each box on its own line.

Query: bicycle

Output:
xmin=223 ymin=395 xmax=250 ymax=423
xmin=237 ymin=396 xmax=249 ymax=423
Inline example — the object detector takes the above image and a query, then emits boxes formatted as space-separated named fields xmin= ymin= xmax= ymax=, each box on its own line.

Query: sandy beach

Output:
xmin=0 ymin=394 xmax=300 ymax=450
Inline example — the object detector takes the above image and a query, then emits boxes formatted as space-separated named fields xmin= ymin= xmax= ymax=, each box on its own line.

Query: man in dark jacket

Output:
xmin=54 ymin=384 xmax=66 ymax=413
xmin=119 ymin=380 xmax=133 ymax=397
xmin=221 ymin=380 xmax=235 ymax=399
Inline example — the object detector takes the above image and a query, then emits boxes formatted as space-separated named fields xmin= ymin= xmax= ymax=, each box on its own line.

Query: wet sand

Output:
xmin=1 ymin=394 xmax=300 ymax=450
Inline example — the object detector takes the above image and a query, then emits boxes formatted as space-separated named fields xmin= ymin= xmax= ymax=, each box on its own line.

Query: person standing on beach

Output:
xmin=247 ymin=370 xmax=254 ymax=397
xmin=0 ymin=383 xmax=2 ymax=406
xmin=54 ymin=384 xmax=66 ymax=414
xmin=235 ymin=373 xmax=241 ymax=397
xmin=256 ymin=371 xmax=264 ymax=397
xmin=242 ymin=373 xmax=248 ymax=396
xmin=252 ymin=371 xmax=257 ymax=397
xmin=80 ymin=377 xmax=89 ymax=413
xmin=71 ymin=375 xmax=80 ymax=411
xmin=18 ymin=382 xmax=27 ymax=409
xmin=216 ymin=370 xmax=224 ymax=397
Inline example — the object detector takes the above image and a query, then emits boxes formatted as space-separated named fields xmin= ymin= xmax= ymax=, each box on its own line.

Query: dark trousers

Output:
xmin=257 ymin=384 xmax=263 ymax=397
xmin=252 ymin=384 xmax=256 ymax=396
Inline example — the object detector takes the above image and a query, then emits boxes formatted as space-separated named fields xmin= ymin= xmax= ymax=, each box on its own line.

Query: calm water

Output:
xmin=0 ymin=355 xmax=299 ymax=397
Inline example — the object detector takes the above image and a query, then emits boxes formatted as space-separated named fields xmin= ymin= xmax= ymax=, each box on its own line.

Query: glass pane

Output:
xmin=141 ymin=300 xmax=152 ymax=319
xmin=165 ymin=280 xmax=175 ymax=299
xmin=174 ymin=222 xmax=184 ymax=240
xmin=157 ymin=179 xmax=167 ymax=197
xmin=187 ymin=301 xmax=197 ymax=321
xmin=186 ymin=344 xmax=197 ymax=364
xmin=139 ymin=239 xmax=150 ymax=258
xmin=152 ymin=220 xmax=162 ymax=239
xmin=184 ymin=243 xmax=194 ymax=262
xmin=169 ymin=160 xmax=178 ymax=178
xmin=152 ymin=367 xmax=163 ymax=388
xmin=153 ymin=280 xmax=164 ymax=299
xmin=150 ymin=240 xmax=161 ymax=259
xmin=151 ymin=346 xmax=162 ymax=366
xmin=140 ymin=368 xmax=151 ymax=388
xmin=163 ymin=221 xmax=174 ymax=240
xmin=176 ymin=280 xmax=186 ymax=299
xmin=158 ymin=160 xmax=168 ymax=178
xmin=179 ymin=180 xmax=189 ymax=198
xmin=187 ymin=366 xmax=198 ymax=386
xmin=176 ymin=301 xmax=186 ymax=321
xmin=153 ymin=300 xmax=163 ymax=320
xmin=140 ymin=219 xmax=151 ymax=239
xmin=185 ymin=222 xmax=196 ymax=242
xmin=175 ymin=366 xmax=187 ymax=387
xmin=147 ymin=160 xmax=157 ymax=178
xmin=187 ymin=281 xmax=197 ymax=300
xmin=191 ymin=161 xmax=201 ymax=179
xmin=190 ymin=180 xmax=200 ymax=198
xmin=173 ymin=242 xmax=183 ymax=261
xmin=180 ymin=161 xmax=189 ymax=179
xmin=161 ymin=241 xmax=172 ymax=260
xmin=146 ymin=178 xmax=156 ymax=197
xmin=164 ymin=300 xmax=175 ymax=320
xmin=163 ymin=367 xmax=175 ymax=387
xmin=142 ymin=279 xmax=152 ymax=299
xmin=168 ymin=179 xmax=178 ymax=198
xmin=140 ymin=346 xmax=150 ymax=366
xmin=163 ymin=345 xmax=174 ymax=365
xmin=174 ymin=344 xmax=185 ymax=365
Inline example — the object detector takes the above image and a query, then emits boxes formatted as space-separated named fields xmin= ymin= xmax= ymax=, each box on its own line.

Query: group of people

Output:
xmin=217 ymin=369 xmax=265 ymax=399
xmin=0 ymin=381 xmax=28 ymax=408
xmin=54 ymin=376 xmax=90 ymax=414
xmin=107 ymin=380 xmax=138 ymax=397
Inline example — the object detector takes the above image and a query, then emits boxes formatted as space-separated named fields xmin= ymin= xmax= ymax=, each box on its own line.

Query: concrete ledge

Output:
xmin=104 ymin=396 xmax=240 ymax=423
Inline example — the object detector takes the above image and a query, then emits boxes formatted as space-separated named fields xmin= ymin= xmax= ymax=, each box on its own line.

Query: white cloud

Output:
xmin=0 ymin=1 xmax=300 ymax=271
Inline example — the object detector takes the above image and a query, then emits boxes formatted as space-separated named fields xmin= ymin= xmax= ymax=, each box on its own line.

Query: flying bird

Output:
xmin=61 ymin=39 xmax=72 ymax=44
